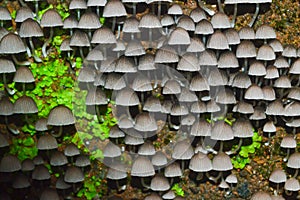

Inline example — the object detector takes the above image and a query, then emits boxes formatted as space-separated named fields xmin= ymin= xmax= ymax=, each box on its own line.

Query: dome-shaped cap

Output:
xmin=47 ymin=105 xmax=75 ymax=126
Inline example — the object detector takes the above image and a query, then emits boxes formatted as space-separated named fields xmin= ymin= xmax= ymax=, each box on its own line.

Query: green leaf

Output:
xmin=23 ymin=137 xmax=35 ymax=146
xmin=171 ymin=183 xmax=185 ymax=197
xmin=90 ymin=149 xmax=103 ymax=160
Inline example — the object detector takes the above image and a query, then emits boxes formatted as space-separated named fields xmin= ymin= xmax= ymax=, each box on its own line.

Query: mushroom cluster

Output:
xmin=0 ymin=0 xmax=300 ymax=199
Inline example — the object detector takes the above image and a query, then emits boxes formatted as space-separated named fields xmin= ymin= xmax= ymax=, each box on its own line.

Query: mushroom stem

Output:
xmin=141 ymin=177 xmax=150 ymax=189
xmin=22 ymin=83 xmax=26 ymax=94
xmin=116 ymin=23 xmax=121 ymax=39
xmin=96 ymin=7 xmax=100 ymax=16
xmin=248 ymin=3 xmax=259 ymax=27
xmin=35 ymin=2 xmax=40 ymax=21
xmin=132 ymin=3 xmax=137 ymax=17
xmin=283 ymin=148 xmax=290 ymax=162
xmin=219 ymin=141 xmax=224 ymax=152
xmin=157 ymin=2 xmax=162 ymax=18
xmin=208 ymin=171 xmax=222 ymax=183
xmin=77 ymin=10 xmax=81 ymax=20
xmin=293 ymin=168 xmax=298 ymax=178
xmin=29 ymin=37 xmax=42 ymax=62
xmin=12 ymin=55 xmax=31 ymax=66
xmin=2 ymin=73 xmax=14 ymax=95
xmin=6 ymin=123 xmax=20 ymax=135
xmin=42 ymin=27 xmax=54 ymax=58
xmin=18 ymin=0 xmax=27 ymax=7
xmin=111 ymin=17 xmax=116 ymax=34
xmin=226 ymin=138 xmax=243 ymax=155
xmin=52 ymin=126 xmax=63 ymax=137
xmin=24 ymin=114 xmax=29 ymax=125
xmin=197 ymin=0 xmax=215 ymax=16
xmin=285 ymin=190 xmax=293 ymax=196
xmin=217 ymin=0 xmax=224 ymax=13
xmin=25 ymin=43 xmax=32 ymax=58
xmin=243 ymin=58 xmax=248 ymax=72
xmin=196 ymin=172 xmax=204 ymax=180
xmin=149 ymin=29 xmax=153 ymax=49
xmin=96 ymin=105 xmax=104 ymax=123
xmin=231 ymin=4 xmax=237 ymax=28
xmin=79 ymin=47 xmax=85 ymax=59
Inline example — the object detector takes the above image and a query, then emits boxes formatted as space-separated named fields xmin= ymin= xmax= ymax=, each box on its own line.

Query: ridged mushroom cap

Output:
xmin=47 ymin=105 xmax=75 ymax=126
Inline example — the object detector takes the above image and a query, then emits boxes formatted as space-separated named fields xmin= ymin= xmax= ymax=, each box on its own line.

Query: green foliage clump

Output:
xmin=9 ymin=135 xmax=38 ymax=161
xmin=77 ymin=175 xmax=104 ymax=200
xmin=171 ymin=183 xmax=185 ymax=197
xmin=231 ymin=131 xmax=262 ymax=169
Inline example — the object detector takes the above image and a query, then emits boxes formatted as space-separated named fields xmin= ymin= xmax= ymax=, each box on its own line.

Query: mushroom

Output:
xmin=47 ymin=105 xmax=75 ymax=137
xmin=40 ymin=9 xmax=63 ymax=58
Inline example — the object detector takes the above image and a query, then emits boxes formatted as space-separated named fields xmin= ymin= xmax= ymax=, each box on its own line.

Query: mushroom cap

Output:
xmin=106 ymin=162 xmax=127 ymax=180
xmin=50 ymin=151 xmax=68 ymax=166
xmin=32 ymin=165 xmax=51 ymax=180
xmin=115 ymin=87 xmax=140 ymax=106
xmin=64 ymin=166 xmax=84 ymax=183
xmin=78 ymin=12 xmax=102 ymax=29
xmin=172 ymin=139 xmax=194 ymax=160
xmin=103 ymin=141 xmax=122 ymax=158
xmin=195 ymin=19 xmax=214 ymax=35
xmin=70 ymin=30 xmax=90 ymax=47
xmin=284 ymin=177 xmax=300 ymax=191
xmin=139 ymin=13 xmax=162 ymax=29
xmin=37 ymin=135 xmax=58 ymax=150
xmin=233 ymin=118 xmax=253 ymax=138
xmin=131 ymin=156 xmax=155 ymax=177
xmin=190 ymin=119 xmax=211 ymax=137
xmin=138 ymin=142 xmax=156 ymax=156
xmin=0 ymin=97 xmax=14 ymax=116
xmin=40 ymin=9 xmax=63 ymax=27
xmin=168 ymin=27 xmax=190 ymax=46
xmin=0 ymin=33 xmax=26 ymax=54
xmin=0 ymin=6 xmax=12 ymax=21
xmin=211 ymin=121 xmax=234 ymax=141
xmin=150 ymin=174 xmax=170 ymax=191
xmin=91 ymin=26 xmax=117 ymax=44
xmin=13 ymin=66 xmax=35 ymax=83
xmin=134 ymin=112 xmax=158 ymax=132
xmin=0 ymin=154 xmax=21 ymax=172
xmin=212 ymin=152 xmax=233 ymax=171
xmin=63 ymin=15 xmax=78 ymax=29
xmin=19 ymin=18 xmax=44 ymax=38
xmin=64 ymin=143 xmax=80 ymax=157
xmin=14 ymin=96 xmax=38 ymax=114
xmin=35 ymin=118 xmax=49 ymax=131
xmin=251 ymin=191 xmax=272 ymax=200
xmin=207 ymin=30 xmax=229 ymax=50
xmin=256 ymin=24 xmax=276 ymax=40
xmin=12 ymin=173 xmax=30 ymax=189
xmin=211 ymin=12 xmax=231 ymax=29
xmin=287 ymin=152 xmax=300 ymax=169
xmin=47 ymin=105 xmax=75 ymax=126
xmin=164 ymin=162 xmax=182 ymax=177
xmin=189 ymin=152 xmax=212 ymax=172
xmin=269 ymin=168 xmax=286 ymax=183
xmin=69 ymin=0 xmax=87 ymax=9
xmin=0 ymin=58 xmax=16 ymax=74
xmin=103 ymin=0 xmax=127 ymax=17
xmin=40 ymin=189 xmax=60 ymax=200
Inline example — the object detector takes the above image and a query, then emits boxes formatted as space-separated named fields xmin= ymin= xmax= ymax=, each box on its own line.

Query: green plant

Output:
xmin=77 ymin=175 xmax=103 ymax=200
xmin=171 ymin=183 xmax=185 ymax=197
xmin=9 ymin=135 xmax=38 ymax=161
xmin=231 ymin=131 xmax=262 ymax=169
